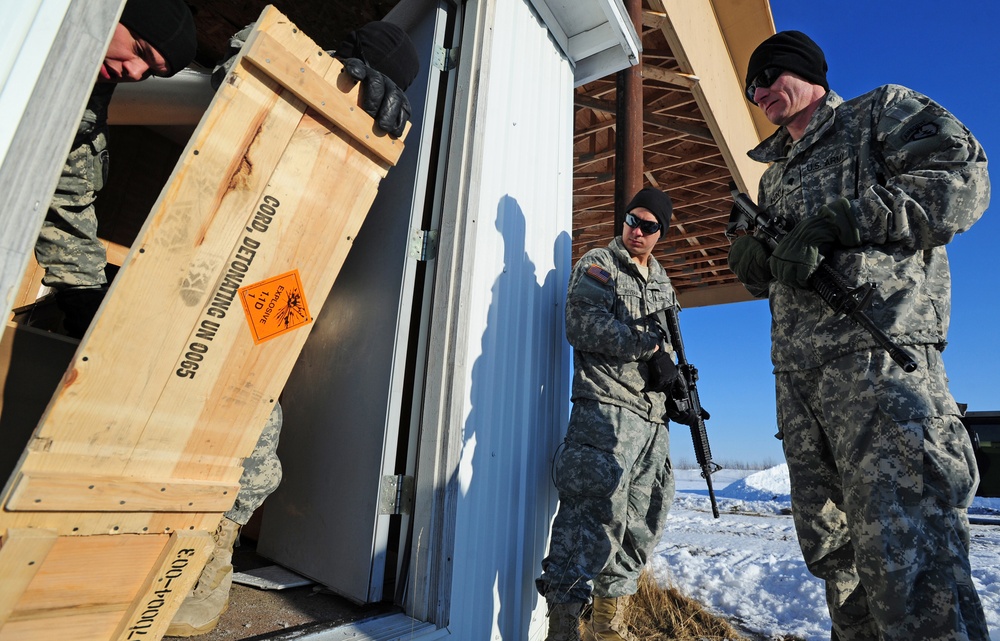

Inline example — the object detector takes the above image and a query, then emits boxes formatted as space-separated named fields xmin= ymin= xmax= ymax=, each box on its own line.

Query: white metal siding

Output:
xmin=0 ymin=0 xmax=71 ymax=161
xmin=447 ymin=0 xmax=575 ymax=638
xmin=0 ymin=0 xmax=121 ymax=318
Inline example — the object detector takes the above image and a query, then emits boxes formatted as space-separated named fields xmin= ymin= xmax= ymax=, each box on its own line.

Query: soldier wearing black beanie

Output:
xmin=120 ymin=0 xmax=197 ymax=77
xmin=625 ymin=186 xmax=673 ymax=239
xmin=744 ymin=30 xmax=828 ymax=100
xmin=729 ymin=23 xmax=992 ymax=641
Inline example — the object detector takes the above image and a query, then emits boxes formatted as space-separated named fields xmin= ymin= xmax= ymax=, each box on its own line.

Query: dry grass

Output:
xmin=607 ymin=570 xmax=807 ymax=641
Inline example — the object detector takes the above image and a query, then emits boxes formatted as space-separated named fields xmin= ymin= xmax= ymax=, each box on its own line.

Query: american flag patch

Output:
xmin=585 ymin=264 xmax=611 ymax=284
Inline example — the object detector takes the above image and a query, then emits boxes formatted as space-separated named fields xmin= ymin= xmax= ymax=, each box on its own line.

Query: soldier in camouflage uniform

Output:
xmin=35 ymin=0 xmax=198 ymax=339
xmin=536 ymin=188 xmax=701 ymax=641
xmin=728 ymin=31 xmax=990 ymax=641
xmin=168 ymin=403 xmax=284 ymax=637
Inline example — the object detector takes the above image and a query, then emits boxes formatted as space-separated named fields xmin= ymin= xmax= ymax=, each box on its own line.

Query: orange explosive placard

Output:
xmin=238 ymin=269 xmax=312 ymax=344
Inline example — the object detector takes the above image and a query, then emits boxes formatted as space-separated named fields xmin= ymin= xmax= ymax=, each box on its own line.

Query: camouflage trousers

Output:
xmin=35 ymin=132 xmax=110 ymax=290
xmin=776 ymin=346 xmax=989 ymax=641
xmin=224 ymin=402 xmax=284 ymax=526
xmin=536 ymin=399 xmax=674 ymax=604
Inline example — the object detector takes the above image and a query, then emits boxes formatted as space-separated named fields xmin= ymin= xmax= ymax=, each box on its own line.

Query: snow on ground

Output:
xmin=651 ymin=465 xmax=1000 ymax=640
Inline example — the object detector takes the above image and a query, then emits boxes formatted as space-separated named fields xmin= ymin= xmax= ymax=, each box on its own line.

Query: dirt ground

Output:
xmin=164 ymin=538 xmax=398 ymax=641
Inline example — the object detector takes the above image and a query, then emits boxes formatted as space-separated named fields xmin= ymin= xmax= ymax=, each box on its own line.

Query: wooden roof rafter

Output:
xmin=571 ymin=1 xmax=773 ymax=303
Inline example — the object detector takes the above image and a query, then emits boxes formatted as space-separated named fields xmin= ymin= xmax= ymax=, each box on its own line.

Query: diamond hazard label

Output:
xmin=239 ymin=270 xmax=312 ymax=344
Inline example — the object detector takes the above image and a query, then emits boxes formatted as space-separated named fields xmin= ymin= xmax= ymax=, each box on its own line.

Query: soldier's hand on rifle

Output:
xmin=646 ymin=349 xmax=678 ymax=393
xmin=769 ymin=198 xmax=861 ymax=288
xmin=666 ymin=397 xmax=710 ymax=427
xmin=340 ymin=58 xmax=412 ymax=137
xmin=665 ymin=368 xmax=710 ymax=427
xmin=728 ymin=235 xmax=773 ymax=288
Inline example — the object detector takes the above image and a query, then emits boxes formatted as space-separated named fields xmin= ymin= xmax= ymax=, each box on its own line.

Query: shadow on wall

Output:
xmin=455 ymin=194 xmax=571 ymax=639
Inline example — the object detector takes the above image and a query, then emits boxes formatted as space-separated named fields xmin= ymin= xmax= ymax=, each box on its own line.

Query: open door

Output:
xmin=255 ymin=2 xmax=451 ymax=605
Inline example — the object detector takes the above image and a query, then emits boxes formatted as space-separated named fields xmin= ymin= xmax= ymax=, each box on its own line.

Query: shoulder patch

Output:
xmin=903 ymin=120 xmax=939 ymax=141
xmin=585 ymin=264 xmax=612 ymax=284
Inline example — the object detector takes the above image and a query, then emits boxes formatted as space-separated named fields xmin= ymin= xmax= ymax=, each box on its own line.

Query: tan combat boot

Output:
xmin=165 ymin=517 xmax=241 ymax=637
xmin=581 ymin=596 xmax=636 ymax=641
xmin=546 ymin=601 xmax=584 ymax=641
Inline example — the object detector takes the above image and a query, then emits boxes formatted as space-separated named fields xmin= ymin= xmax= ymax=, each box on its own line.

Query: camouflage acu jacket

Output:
xmin=750 ymin=86 xmax=990 ymax=371
xmin=566 ymin=237 xmax=678 ymax=422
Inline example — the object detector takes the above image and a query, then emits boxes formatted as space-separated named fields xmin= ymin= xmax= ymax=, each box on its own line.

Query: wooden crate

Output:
xmin=0 ymin=6 xmax=408 ymax=640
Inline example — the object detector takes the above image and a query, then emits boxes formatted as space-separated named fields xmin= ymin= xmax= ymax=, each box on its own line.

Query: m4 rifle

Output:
xmin=659 ymin=306 xmax=721 ymax=518
xmin=727 ymin=183 xmax=917 ymax=373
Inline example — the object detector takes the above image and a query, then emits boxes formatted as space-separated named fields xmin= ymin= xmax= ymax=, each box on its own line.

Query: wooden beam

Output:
xmin=650 ymin=0 xmax=771 ymax=193
xmin=6 ymin=473 xmax=242 ymax=513
xmin=642 ymin=10 xmax=668 ymax=29
xmin=642 ymin=64 xmax=699 ymax=88
xmin=675 ymin=284 xmax=754 ymax=310
xmin=574 ymin=94 xmax=714 ymax=140
xmin=663 ymin=238 xmax=731 ymax=255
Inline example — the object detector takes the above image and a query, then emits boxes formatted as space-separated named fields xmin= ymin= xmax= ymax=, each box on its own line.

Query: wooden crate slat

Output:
xmin=243 ymin=31 xmax=407 ymax=165
xmin=0 ymin=511 xmax=221 ymax=538
xmin=0 ymin=610 xmax=123 ymax=641
xmin=0 ymin=529 xmax=58 ymax=627
xmin=6 ymin=472 xmax=242 ymax=512
xmin=13 ymin=534 xmax=168 ymax=610
xmin=112 ymin=530 xmax=215 ymax=641
xmin=1 ymin=534 xmax=170 ymax=640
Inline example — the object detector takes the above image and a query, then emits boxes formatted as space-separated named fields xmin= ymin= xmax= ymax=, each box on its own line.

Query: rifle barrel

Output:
xmin=664 ymin=307 xmax=721 ymax=519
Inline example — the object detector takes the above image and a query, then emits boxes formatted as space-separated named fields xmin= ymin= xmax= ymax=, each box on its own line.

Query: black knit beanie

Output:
xmin=625 ymin=187 xmax=673 ymax=236
xmin=745 ymin=30 xmax=828 ymax=95
xmin=120 ymin=0 xmax=197 ymax=77
xmin=336 ymin=22 xmax=420 ymax=91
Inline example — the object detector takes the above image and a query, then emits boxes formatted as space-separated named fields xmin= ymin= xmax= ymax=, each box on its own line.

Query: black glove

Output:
xmin=666 ymin=397 xmax=710 ymax=427
xmin=769 ymin=198 xmax=860 ymax=289
xmin=646 ymin=350 xmax=678 ymax=393
xmin=727 ymin=235 xmax=773 ymax=288
xmin=340 ymin=58 xmax=411 ymax=137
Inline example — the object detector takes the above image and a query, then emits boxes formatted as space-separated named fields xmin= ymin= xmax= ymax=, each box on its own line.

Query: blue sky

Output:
xmin=671 ymin=1 xmax=1000 ymax=466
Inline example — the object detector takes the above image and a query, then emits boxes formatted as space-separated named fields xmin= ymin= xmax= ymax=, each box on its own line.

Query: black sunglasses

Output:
xmin=624 ymin=213 xmax=662 ymax=235
xmin=745 ymin=67 xmax=783 ymax=103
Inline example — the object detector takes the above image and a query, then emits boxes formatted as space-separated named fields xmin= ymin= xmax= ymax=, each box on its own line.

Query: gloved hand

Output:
xmin=646 ymin=350 xmax=679 ymax=393
xmin=727 ymin=235 xmax=773 ymax=288
xmin=769 ymin=198 xmax=861 ymax=289
xmin=666 ymin=397 xmax=710 ymax=427
xmin=664 ymin=367 xmax=711 ymax=427
xmin=340 ymin=58 xmax=411 ymax=137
